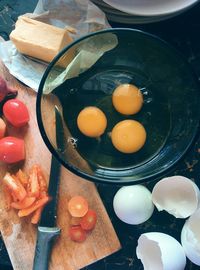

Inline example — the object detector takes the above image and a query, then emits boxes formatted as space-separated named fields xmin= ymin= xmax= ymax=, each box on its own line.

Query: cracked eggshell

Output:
xmin=136 ymin=232 xmax=186 ymax=270
xmin=113 ymin=185 xmax=154 ymax=225
xmin=181 ymin=208 xmax=200 ymax=266
xmin=152 ymin=176 xmax=200 ymax=218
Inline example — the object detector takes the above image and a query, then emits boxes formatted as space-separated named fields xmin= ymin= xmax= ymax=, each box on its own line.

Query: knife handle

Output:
xmin=32 ymin=226 xmax=61 ymax=270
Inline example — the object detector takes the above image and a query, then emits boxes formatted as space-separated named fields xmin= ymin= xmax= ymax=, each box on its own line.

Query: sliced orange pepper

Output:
xmin=3 ymin=165 xmax=49 ymax=223
xmin=18 ymin=195 xmax=49 ymax=217
xmin=28 ymin=165 xmax=40 ymax=198
xmin=36 ymin=165 xmax=48 ymax=195
xmin=31 ymin=206 xmax=44 ymax=224
xmin=11 ymin=191 xmax=18 ymax=202
xmin=12 ymin=174 xmax=25 ymax=191
xmin=16 ymin=169 xmax=28 ymax=187
xmin=3 ymin=173 xmax=27 ymax=201
xmin=11 ymin=196 xmax=36 ymax=209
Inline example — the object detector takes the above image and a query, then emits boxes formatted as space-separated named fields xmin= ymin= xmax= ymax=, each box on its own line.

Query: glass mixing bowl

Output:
xmin=36 ymin=28 xmax=200 ymax=184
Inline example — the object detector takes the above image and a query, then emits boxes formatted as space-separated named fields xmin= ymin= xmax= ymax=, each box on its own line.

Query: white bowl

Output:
xmin=103 ymin=0 xmax=199 ymax=16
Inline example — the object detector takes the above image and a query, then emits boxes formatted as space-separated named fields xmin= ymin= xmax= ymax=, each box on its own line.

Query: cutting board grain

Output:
xmin=0 ymin=62 xmax=121 ymax=270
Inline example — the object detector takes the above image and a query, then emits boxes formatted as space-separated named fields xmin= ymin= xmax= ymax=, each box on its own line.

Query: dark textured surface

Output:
xmin=0 ymin=1 xmax=200 ymax=270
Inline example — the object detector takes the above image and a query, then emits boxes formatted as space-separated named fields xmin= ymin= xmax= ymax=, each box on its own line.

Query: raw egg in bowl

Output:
xmin=36 ymin=28 xmax=200 ymax=184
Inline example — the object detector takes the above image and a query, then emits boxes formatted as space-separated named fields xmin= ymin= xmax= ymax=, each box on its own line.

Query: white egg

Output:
xmin=113 ymin=185 xmax=154 ymax=225
xmin=181 ymin=208 xmax=200 ymax=266
xmin=136 ymin=232 xmax=186 ymax=270
xmin=152 ymin=176 xmax=200 ymax=218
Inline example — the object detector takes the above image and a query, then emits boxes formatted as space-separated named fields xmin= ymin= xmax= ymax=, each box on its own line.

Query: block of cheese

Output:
xmin=10 ymin=16 xmax=73 ymax=63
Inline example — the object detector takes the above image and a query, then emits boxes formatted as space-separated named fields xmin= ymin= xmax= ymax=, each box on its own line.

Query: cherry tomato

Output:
xmin=68 ymin=196 xmax=89 ymax=217
xmin=70 ymin=217 xmax=82 ymax=226
xmin=80 ymin=209 xmax=97 ymax=231
xmin=0 ymin=136 xmax=25 ymax=163
xmin=3 ymin=99 xmax=29 ymax=127
xmin=68 ymin=225 xmax=86 ymax=242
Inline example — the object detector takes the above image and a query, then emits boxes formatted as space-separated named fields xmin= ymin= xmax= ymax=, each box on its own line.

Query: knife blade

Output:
xmin=33 ymin=106 xmax=65 ymax=270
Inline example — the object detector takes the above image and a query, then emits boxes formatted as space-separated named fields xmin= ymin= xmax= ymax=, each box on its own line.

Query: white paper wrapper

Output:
xmin=0 ymin=0 xmax=110 ymax=91
xmin=44 ymin=32 xmax=118 ymax=94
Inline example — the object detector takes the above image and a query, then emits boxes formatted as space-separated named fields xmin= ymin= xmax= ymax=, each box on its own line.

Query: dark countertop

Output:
xmin=0 ymin=1 xmax=200 ymax=270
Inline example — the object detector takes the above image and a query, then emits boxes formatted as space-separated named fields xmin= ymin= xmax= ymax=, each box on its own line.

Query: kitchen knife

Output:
xmin=33 ymin=106 xmax=65 ymax=270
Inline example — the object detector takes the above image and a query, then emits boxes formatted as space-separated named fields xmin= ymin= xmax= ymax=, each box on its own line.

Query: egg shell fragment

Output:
xmin=113 ymin=185 xmax=154 ymax=225
xmin=152 ymin=176 xmax=200 ymax=218
xmin=181 ymin=208 xmax=200 ymax=266
xmin=136 ymin=232 xmax=186 ymax=270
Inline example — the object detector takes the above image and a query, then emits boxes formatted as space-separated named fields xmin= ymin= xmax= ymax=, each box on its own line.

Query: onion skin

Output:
xmin=0 ymin=76 xmax=18 ymax=115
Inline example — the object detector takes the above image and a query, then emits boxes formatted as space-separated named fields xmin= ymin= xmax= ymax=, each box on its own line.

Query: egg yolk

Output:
xmin=112 ymin=84 xmax=143 ymax=115
xmin=111 ymin=120 xmax=146 ymax=153
xmin=77 ymin=106 xmax=107 ymax=137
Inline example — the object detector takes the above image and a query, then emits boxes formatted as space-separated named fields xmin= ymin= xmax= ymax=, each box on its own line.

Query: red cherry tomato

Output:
xmin=0 ymin=136 xmax=25 ymax=163
xmin=80 ymin=209 xmax=97 ymax=231
xmin=68 ymin=225 xmax=86 ymax=242
xmin=3 ymin=99 xmax=29 ymax=127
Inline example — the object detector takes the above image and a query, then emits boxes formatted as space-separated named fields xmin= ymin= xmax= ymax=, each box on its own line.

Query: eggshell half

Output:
xmin=181 ymin=208 xmax=200 ymax=266
xmin=136 ymin=232 xmax=186 ymax=270
xmin=152 ymin=176 xmax=200 ymax=218
xmin=113 ymin=185 xmax=154 ymax=225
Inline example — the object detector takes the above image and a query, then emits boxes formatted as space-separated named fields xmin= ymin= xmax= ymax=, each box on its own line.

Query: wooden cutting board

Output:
xmin=0 ymin=62 xmax=121 ymax=270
